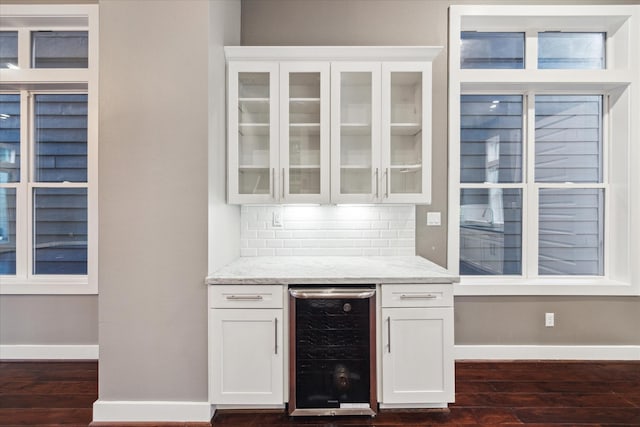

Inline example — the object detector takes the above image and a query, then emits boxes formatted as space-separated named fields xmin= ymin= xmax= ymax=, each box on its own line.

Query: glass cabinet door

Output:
xmin=228 ymin=63 xmax=278 ymax=203
xmin=331 ymin=64 xmax=380 ymax=203
xmin=280 ymin=63 xmax=330 ymax=203
xmin=382 ymin=64 xmax=431 ymax=203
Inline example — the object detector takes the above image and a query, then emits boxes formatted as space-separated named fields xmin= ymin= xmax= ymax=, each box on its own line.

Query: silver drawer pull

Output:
xmin=400 ymin=294 xmax=438 ymax=300
xmin=226 ymin=295 xmax=264 ymax=300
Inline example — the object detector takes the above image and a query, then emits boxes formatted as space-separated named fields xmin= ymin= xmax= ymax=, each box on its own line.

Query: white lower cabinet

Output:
xmin=209 ymin=286 xmax=284 ymax=405
xmin=380 ymin=285 xmax=454 ymax=406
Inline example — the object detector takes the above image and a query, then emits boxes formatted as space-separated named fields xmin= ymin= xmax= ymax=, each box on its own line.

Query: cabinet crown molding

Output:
xmin=224 ymin=46 xmax=443 ymax=62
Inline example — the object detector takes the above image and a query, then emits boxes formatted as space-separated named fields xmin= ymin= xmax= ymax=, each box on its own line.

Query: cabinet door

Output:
xmin=381 ymin=63 xmax=432 ymax=204
xmin=280 ymin=62 xmax=330 ymax=203
xmin=210 ymin=309 xmax=283 ymax=405
xmin=228 ymin=62 xmax=280 ymax=204
xmin=381 ymin=307 xmax=454 ymax=404
xmin=331 ymin=62 xmax=381 ymax=203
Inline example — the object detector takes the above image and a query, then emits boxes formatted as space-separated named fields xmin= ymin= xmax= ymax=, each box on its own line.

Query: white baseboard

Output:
xmin=455 ymin=345 xmax=640 ymax=360
xmin=0 ymin=344 xmax=98 ymax=360
xmin=93 ymin=400 xmax=213 ymax=423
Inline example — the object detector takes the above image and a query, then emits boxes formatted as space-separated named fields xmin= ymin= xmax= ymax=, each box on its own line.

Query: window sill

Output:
xmin=0 ymin=277 xmax=96 ymax=295
xmin=454 ymin=277 xmax=638 ymax=296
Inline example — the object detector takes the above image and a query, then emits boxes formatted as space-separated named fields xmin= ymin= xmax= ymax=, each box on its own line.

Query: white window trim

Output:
xmin=0 ymin=5 xmax=98 ymax=295
xmin=448 ymin=5 xmax=640 ymax=296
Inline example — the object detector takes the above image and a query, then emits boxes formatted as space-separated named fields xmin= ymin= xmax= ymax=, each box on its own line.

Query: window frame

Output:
xmin=0 ymin=5 xmax=98 ymax=295
xmin=448 ymin=5 xmax=640 ymax=296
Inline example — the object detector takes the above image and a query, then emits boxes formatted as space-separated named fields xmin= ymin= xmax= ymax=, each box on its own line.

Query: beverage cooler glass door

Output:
xmin=289 ymin=288 xmax=377 ymax=416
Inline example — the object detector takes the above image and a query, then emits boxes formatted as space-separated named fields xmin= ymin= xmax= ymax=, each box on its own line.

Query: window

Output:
xmin=0 ymin=5 xmax=98 ymax=294
xmin=449 ymin=5 xmax=639 ymax=295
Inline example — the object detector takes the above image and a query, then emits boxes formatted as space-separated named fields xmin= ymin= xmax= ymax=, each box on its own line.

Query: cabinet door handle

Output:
xmin=274 ymin=317 xmax=278 ymax=355
xmin=387 ymin=316 xmax=391 ymax=353
xmin=271 ymin=168 xmax=275 ymax=198
xmin=385 ymin=167 xmax=390 ymax=198
xmin=225 ymin=295 xmax=263 ymax=301
xmin=282 ymin=168 xmax=286 ymax=199
xmin=375 ymin=168 xmax=379 ymax=199
xmin=400 ymin=294 xmax=438 ymax=300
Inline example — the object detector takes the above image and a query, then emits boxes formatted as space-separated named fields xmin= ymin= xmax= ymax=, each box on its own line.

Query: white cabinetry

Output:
xmin=380 ymin=284 xmax=454 ymax=407
xmin=209 ymin=285 xmax=284 ymax=405
xmin=225 ymin=47 xmax=442 ymax=204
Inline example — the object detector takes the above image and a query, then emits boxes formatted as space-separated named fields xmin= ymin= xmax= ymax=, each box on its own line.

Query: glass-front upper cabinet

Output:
xmin=381 ymin=63 xmax=432 ymax=203
xmin=331 ymin=63 xmax=381 ymax=203
xmin=228 ymin=62 xmax=279 ymax=203
xmin=280 ymin=63 xmax=330 ymax=203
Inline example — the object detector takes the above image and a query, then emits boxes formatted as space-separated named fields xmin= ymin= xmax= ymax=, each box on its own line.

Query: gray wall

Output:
xmin=98 ymin=0 xmax=239 ymax=401
xmin=241 ymin=0 xmax=640 ymax=346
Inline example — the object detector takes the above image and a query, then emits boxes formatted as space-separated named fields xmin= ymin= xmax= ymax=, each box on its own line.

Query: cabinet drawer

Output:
xmin=210 ymin=285 xmax=283 ymax=308
xmin=381 ymin=284 xmax=452 ymax=308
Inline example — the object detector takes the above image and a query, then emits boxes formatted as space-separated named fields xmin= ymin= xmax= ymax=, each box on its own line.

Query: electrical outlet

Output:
xmin=545 ymin=312 xmax=555 ymax=328
xmin=426 ymin=212 xmax=441 ymax=226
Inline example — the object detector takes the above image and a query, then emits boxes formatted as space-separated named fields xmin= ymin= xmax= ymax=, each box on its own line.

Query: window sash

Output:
xmin=460 ymin=91 xmax=608 ymax=279
xmin=0 ymin=89 xmax=89 ymax=281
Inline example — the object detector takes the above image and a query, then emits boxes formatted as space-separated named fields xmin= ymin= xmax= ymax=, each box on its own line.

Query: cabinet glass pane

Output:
xmin=535 ymin=95 xmax=602 ymax=183
xmin=461 ymin=95 xmax=523 ymax=184
xmin=0 ymin=94 xmax=20 ymax=183
xmin=460 ymin=188 xmax=522 ymax=275
xmin=389 ymin=72 xmax=422 ymax=194
xmin=289 ymin=72 xmax=321 ymax=195
xmin=33 ymin=188 xmax=87 ymax=275
xmin=539 ymin=32 xmax=605 ymax=69
xmin=340 ymin=72 xmax=372 ymax=194
xmin=238 ymin=72 xmax=270 ymax=195
xmin=0 ymin=188 xmax=16 ymax=275
xmin=32 ymin=31 xmax=88 ymax=68
xmin=539 ymin=188 xmax=604 ymax=275
xmin=0 ymin=31 xmax=18 ymax=69
xmin=461 ymin=32 xmax=525 ymax=69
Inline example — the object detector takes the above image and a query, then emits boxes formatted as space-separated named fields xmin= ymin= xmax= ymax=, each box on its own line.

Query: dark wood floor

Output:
xmin=1 ymin=361 xmax=639 ymax=426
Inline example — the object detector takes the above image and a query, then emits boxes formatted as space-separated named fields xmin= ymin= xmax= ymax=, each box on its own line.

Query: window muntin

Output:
xmin=538 ymin=32 xmax=605 ymax=69
xmin=34 ymin=94 xmax=88 ymax=182
xmin=31 ymin=31 xmax=88 ymax=69
xmin=0 ymin=31 xmax=18 ymax=69
xmin=535 ymin=95 xmax=602 ymax=183
xmin=0 ymin=188 xmax=16 ymax=274
xmin=460 ymin=95 xmax=523 ymax=183
xmin=460 ymin=32 xmax=525 ymax=69
xmin=538 ymin=188 xmax=604 ymax=276
xmin=33 ymin=187 xmax=87 ymax=275
xmin=0 ymin=94 xmax=20 ymax=182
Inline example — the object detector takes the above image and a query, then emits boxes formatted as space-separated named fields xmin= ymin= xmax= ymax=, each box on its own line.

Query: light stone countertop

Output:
xmin=206 ymin=256 xmax=459 ymax=285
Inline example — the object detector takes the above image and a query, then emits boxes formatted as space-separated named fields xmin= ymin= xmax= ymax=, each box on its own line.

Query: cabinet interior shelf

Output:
xmin=239 ymin=123 xmax=269 ymax=136
xmin=340 ymin=165 xmax=372 ymax=170
xmin=289 ymin=165 xmax=321 ymax=169
xmin=391 ymin=164 xmax=422 ymax=173
xmin=239 ymin=165 xmax=269 ymax=170
xmin=390 ymin=123 xmax=422 ymax=136
xmin=341 ymin=123 xmax=372 ymax=136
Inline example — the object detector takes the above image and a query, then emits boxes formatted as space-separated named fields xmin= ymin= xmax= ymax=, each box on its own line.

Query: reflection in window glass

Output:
xmin=34 ymin=94 xmax=88 ymax=183
xmin=0 ymin=94 xmax=20 ymax=182
xmin=460 ymin=95 xmax=523 ymax=183
xmin=539 ymin=189 xmax=604 ymax=275
xmin=33 ymin=188 xmax=87 ymax=275
xmin=460 ymin=188 xmax=522 ymax=275
xmin=539 ymin=32 xmax=605 ymax=69
xmin=461 ymin=32 xmax=525 ymax=69
xmin=535 ymin=95 xmax=602 ymax=183
xmin=0 ymin=188 xmax=16 ymax=275
xmin=0 ymin=31 xmax=18 ymax=69
xmin=32 ymin=31 xmax=88 ymax=68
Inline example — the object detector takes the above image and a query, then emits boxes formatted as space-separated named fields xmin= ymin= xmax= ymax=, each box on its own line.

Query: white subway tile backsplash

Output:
xmin=240 ymin=205 xmax=415 ymax=257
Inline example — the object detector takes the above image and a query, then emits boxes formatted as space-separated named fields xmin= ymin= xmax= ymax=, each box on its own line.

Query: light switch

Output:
xmin=426 ymin=211 xmax=441 ymax=226
xmin=272 ymin=208 xmax=283 ymax=227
